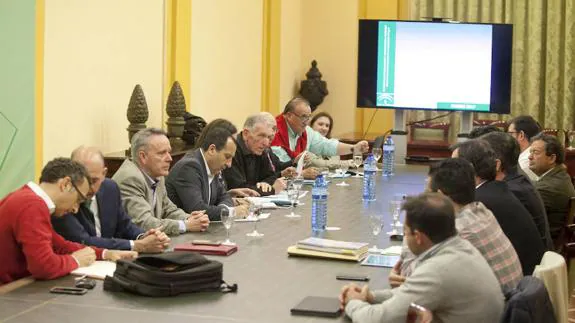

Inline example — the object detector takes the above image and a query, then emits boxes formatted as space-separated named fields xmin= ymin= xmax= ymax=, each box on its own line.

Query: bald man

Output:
xmin=51 ymin=146 xmax=170 ymax=253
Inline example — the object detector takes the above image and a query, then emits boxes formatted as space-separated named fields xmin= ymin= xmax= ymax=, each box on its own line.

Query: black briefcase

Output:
xmin=103 ymin=251 xmax=237 ymax=297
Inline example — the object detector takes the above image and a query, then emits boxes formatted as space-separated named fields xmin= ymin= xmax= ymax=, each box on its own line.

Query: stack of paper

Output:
xmin=71 ymin=261 xmax=116 ymax=280
xmin=287 ymin=237 xmax=369 ymax=262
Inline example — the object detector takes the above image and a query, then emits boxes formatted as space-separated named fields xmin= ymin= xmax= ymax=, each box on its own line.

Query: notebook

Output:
xmin=287 ymin=246 xmax=367 ymax=262
xmin=174 ymin=242 xmax=238 ymax=256
xmin=70 ymin=261 xmax=116 ymax=280
xmin=290 ymin=296 xmax=342 ymax=318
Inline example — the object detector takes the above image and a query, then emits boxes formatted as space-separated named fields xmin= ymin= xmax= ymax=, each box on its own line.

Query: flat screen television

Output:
xmin=357 ymin=20 xmax=513 ymax=114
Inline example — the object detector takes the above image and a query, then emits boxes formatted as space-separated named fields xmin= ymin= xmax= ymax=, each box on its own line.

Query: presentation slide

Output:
xmin=376 ymin=21 xmax=493 ymax=111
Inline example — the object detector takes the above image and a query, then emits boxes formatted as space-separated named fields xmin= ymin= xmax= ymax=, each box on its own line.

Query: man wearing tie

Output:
xmin=52 ymin=146 xmax=170 ymax=252
xmin=166 ymin=124 xmax=248 ymax=219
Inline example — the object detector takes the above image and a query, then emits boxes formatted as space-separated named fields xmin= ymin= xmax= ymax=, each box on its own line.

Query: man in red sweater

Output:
xmin=0 ymin=158 xmax=137 ymax=285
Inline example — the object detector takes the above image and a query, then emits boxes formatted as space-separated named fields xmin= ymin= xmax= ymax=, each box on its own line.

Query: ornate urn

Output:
xmin=299 ymin=60 xmax=328 ymax=112
xmin=126 ymin=84 xmax=149 ymax=156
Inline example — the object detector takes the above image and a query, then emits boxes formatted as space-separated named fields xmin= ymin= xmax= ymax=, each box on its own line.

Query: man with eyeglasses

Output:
xmin=52 ymin=147 xmax=170 ymax=253
xmin=507 ymin=115 xmax=541 ymax=181
xmin=0 ymin=158 xmax=137 ymax=285
xmin=271 ymin=97 xmax=370 ymax=164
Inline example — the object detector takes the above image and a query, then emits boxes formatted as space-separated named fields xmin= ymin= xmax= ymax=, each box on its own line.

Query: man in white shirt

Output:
xmin=507 ymin=115 xmax=541 ymax=181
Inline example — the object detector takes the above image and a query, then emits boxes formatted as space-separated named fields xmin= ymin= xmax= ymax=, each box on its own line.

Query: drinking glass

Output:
xmin=292 ymin=176 xmax=304 ymax=191
xmin=220 ymin=208 xmax=236 ymax=245
xmin=352 ymin=154 xmax=364 ymax=177
xmin=387 ymin=199 xmax=404 ymax=235
xmin=285 ymin=184 xmax=301 ymax=218
xmin=368 ymin=213 xmax=384 ymax=253
xmin=372 ymin=147 xmax=383 ymax=171
xmin=336 ymin=160 xmax=350 ymax=186
xmin=246 ymin=203 xmax=264 ymax=237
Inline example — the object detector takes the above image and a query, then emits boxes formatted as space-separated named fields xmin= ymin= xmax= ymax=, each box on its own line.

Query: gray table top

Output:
xmin=0 ymin=165 xmax=427 ymax=323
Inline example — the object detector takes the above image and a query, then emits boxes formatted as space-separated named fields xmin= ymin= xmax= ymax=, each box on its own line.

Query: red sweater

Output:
xmin=0 ymin=186 xmax=104 ymax=285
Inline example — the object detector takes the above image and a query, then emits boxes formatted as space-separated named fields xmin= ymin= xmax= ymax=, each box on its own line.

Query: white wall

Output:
xmin=43 ymin=0 xmax=165 ymax=161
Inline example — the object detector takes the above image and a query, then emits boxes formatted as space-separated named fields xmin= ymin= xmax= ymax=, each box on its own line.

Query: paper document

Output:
xmin=380 ymin=245 xmax=403 ymax=256
xmin=235 ymin=213 xmax=270 ymax=222
xmin=296 ymin=151 xmax=308 ymax=176
xmin=71 ymin=261 xmax=116 ymax=280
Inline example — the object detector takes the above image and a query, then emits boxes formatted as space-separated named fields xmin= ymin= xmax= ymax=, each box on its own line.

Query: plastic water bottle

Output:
xmin=363 ymin=154 xmax=376 ymax=201
xmin=383 ymin=136 xmax=395 ymax=176
xmin=311 ymin=175 xmax=328 ymax=234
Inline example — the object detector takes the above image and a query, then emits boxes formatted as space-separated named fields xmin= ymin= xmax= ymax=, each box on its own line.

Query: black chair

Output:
xmin=373 ymin=135 xmax=385 ymax=150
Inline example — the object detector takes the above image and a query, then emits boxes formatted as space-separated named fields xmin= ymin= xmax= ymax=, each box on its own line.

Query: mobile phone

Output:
xmin=49 ymin=287 xmax=88 ymax=295
xmin=191 ymin=239 xmax=221 ymax=246
xmin=336 ymin=274 xmax=370 ymax=282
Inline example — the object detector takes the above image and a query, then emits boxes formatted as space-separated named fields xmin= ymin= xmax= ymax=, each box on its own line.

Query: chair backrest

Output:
xmin=532 ymin=251 xmax=568 ymax=323
xmin=406 ymin=303 xmax=433 ymax=323
xmin=373 ymin=135 xmax=385 ymax=150
xmin=555 ymin=197 xmax=575 ymax=252
xmin=473 ymin=119 xmax=508 ymax=129
xmin=409 ymin=122 xmax=450 ymax=143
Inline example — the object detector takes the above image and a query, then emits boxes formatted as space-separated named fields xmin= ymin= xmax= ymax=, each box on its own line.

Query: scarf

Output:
xmin=272 ymin=114 xmax=307 ymax=159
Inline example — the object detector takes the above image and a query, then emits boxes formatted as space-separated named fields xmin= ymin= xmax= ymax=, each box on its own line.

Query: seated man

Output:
xmin=481 ymin=132 xmax=552 ymax=249
xmin=507 ymin=115 xmax=541 ymax=181
xmin=52 ymin=147 xmax=170 ymax=253
xmin=271 ymin=97 xmax=369 ymax=163
xmin=453 ymin=139 xmax=544 ymax=274
xmin=394 ymin=158 xmax=522 ymax=292
xmin=112 ymin=128 xmax=209 ymax=236
xmin=529 ymin=134 xmax=575 ymax=243
xmin=340 ymin=193 xmax=504 ymax=323
xmin=0 ymin=158 xmax=136 ymax=285
xmin=223 ymin=112 xmax=287 ymax=196
xmin=166 ymin=125 xmax=248 ymax=220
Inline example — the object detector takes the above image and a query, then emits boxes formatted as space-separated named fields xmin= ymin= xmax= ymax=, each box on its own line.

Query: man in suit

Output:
xmin=52 ymin=146 xmax=170 ymax=252
xmin=453 ymin=139 xmax=544 ymax=274
xmin=507 ymin=115 xmax=541 ymax=181
xmin=112 ymin=128 xmax=209 ymax=236
xmin=529 ymin=134 xmax=575 ymax=242
xmin=0 ymin=158 xmax=136 ymax=285
xmin=340 ymin=193 xmax=504 ymax=323
xmin=481 ymin=132 xmax=553 ymax=250
xmin=166 ymin=126 xmax=248 ymax=220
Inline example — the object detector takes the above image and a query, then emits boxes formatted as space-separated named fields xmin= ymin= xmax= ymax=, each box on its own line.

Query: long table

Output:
xmin=0 ymin=165 xmax=428 ymax=323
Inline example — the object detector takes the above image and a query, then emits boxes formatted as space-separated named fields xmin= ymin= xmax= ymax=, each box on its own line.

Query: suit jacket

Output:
xmin=112 ymin=159 xmax=188 ymax=236
xmin=504 ymin=169 xmax=553 ymax=250
xmin=52 ymin=179 xmax=145 ymax=250
xmin=166 ymin=149 xmax=233 ymax=221
xmin=345 ymin=236 xmax=504 ymax=323
xmin=501 ymin=276 xmax=556 ymax=323
xmin=535 ymin=165 xmax=575 ymax=240
xmin=476 ymin=180 xmax=545 ymax=275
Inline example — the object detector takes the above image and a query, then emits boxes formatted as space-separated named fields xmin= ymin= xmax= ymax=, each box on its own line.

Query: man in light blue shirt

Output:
xmin=271 ymin=97 xmax=369 ymax=163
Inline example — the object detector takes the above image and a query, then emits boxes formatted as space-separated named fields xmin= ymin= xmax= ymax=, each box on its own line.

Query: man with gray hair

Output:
xmin=271 ymin=97 xmax=369 ymax=163
xmin=112 ymin=128 xmax=209 ymax=236
xmin=223 ymin=112 xmax=287 ymax=196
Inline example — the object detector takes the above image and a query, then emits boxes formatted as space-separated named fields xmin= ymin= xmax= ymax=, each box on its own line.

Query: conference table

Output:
xmin=0 ymin=165 xmax=428 ymax=323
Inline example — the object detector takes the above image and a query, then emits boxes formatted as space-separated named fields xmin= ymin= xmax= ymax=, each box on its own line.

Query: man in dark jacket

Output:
xmin=481 ymin=132 xmax=552 ymax=250
xmin=166 ymin=126 xmax=248 ymax=220
xmin=529 ymin=134 xmax=575 ymax=244
xmin=52 ymin=147 xmax=170 ymax=253
xmin=453 ymin=139 xmax=545 ymax=275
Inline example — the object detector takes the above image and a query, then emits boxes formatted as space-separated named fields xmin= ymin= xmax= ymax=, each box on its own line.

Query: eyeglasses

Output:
xmin=71 ymin=181 xmax=88 ymax=204
xmin=292 ymin=112 xmax=311 ymax=122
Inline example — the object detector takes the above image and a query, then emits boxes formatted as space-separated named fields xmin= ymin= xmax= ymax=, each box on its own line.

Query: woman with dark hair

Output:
xmin=306 ymin=111 xmax=355 ymax=171
xmin=310 ymin=112 xmax=334 ymax=139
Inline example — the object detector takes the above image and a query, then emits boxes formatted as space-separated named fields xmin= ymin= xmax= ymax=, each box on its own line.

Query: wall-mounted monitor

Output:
xmin=357 ymin=20 xmax=513 ymax=114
